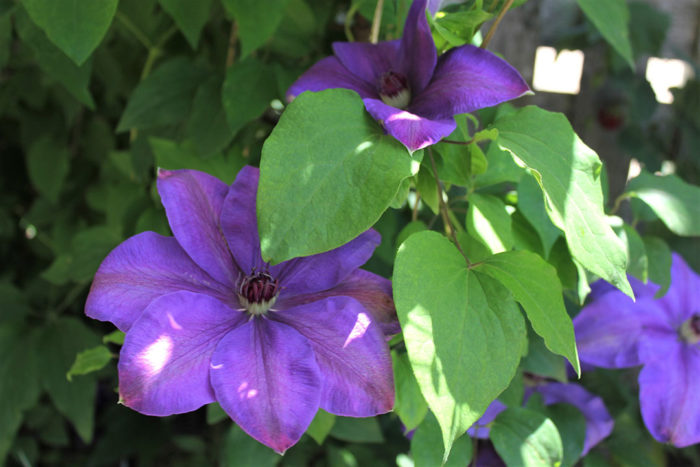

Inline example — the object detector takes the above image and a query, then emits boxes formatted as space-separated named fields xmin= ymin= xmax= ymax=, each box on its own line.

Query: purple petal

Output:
xmin=589 ymin=275 xmax=659 ymax=301
xmin=363 ymin=97 xmax=456 ymax=152
xmin=536 ymin=383 xmax=614 ymax=455
xmin=117 ymin=291 xmax=242 ymax=415
xmin=410 ymin=45 xmax=530 ymax=119
xmin=638 ymin=339 xmax=700 ymax=447
xmin=286 ymin=56 xmax=378 ymax=101
xmin=86 ymin=232 xmax=230 ymax=332
xmin=573 ymin=292 xmax=646 ymax=368
xmin=220 ymin=166 xmax=265 ymax=274
xmin=271 ymin=230 xmax=380 ymax=297
xmin=399 ymin=0 xmax=437 ymax=94
xmin=654 ymin=253 xmax=700 ymax=327
xmin=210 ymin=318 xmax=322 ymax=454
xmin=466 ymin=399 xmax=507 ymax=439
xmin=282 ymin=269 xmax=399 ymax=337
xmin=157 ymin=169 xmax=236 ymax=286
xmin=332 ymin=40 xmax=401 ymax=90
xmin=274 ymin=296 xmax=394 ymax=417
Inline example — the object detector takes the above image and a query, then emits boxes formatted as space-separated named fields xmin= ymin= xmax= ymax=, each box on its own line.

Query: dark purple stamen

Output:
xmin=238 ymin=271 xmax=280 ymax=315
xmin=378 ymin=71 xmax=411 ymax=109
xmin=680 ymin=313 xmax=700 ymax=344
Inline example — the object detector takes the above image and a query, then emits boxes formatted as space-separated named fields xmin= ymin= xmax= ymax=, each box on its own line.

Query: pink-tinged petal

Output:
xmin=86 ymin=232 xmax=231 ymax=332
xmin=573 ymin=292 xmax=646 ymax=368
xmin=399 ymin=0 xmax=437 ymax=94
xmin=536 ymin=383 xmax=614 ymax=455
xmin=332 ymin=40 xmax=401 ymax=90
xmin=271 ymin=230 xmax=380 ymax=297
xmin=410 ymin=45 xmax=530 ymax=119
xmin=210 ymin=319 xmax=322 ymax=454
xmin=220 ymin=166 xmax=265 ymax=274
xmin=363 ymin=97 xmax=456 ymax=152
xmin=655 ymin=253 xmax=700 ymax=327
xmin=638 ymin=340 xmax=700 ymax=447
xmin=466 ymin=399 xmax=507 ymax=439
xmin=274 ymin=296 xmax=394 ymax=417
xmin=157 ymin=169 xmax=236 ymax=286
xmin=118 ymin=291 xmax=243 ymax=415
xmin=286 ymin=56 xmax=378 ymax=101
xmin=281 ymin=269 xmax=399 ymax=337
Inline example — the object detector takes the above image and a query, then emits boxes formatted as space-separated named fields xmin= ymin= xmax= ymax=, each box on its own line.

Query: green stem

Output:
xmin=428 ymin=148 xmax=470 ymax=265
xmin=370 ymin=0 xmax=385 ymax=44
xmin=115 ymin=11 xmax=153 ymax=50
xmin=344 ymin=2 xmax=363 ymax=42
xmin=481 ymin=0 xmax=514 ymax=49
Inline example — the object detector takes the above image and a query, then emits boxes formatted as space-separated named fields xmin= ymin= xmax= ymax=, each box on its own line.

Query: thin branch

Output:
xmin=428 ymin=148 xmax=470 ymax=265
xmin=442 ymin=138 xmax=474 ymax=146
xmin=226 ymin=21 xmax=238 ymax=67
xmin=412 ymin=190 xmax=421 ymax=222
xmin=115 ymin=11 xmax=153 ymax=49
xmin=370 ymin=0 xmax=385 ymax=44
xmin=481 ymin=0 xmax=514 ymax=49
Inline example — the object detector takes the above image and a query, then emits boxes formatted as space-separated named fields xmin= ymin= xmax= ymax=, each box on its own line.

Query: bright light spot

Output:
xmin=645 ymin=57 xmax=694 ymax=104
xmin=167 ymin=313 xmax=182 ymax=330
xmin=660 ymin=160 xmax=676 ymax=176
xmin=138 ymin=335 xmax=173 ymax=375
xmin=627 ymin=158 xmax=642 ymax=181
xmin=25 ymin=224 xmax=37 ymax=240
xmin=355 ymin=141 xmax=374 ymax=153
xmin=387 ymin=111 xmax=420 ymax=123
xmin=343 ymin=312 xmax=371 ymax=348
xmin=270 ymin=99 xmax=284 ymax=111
xmin=532 ymin=46 xmax=585 ymax=94
xmin=237 ymin=382 xmax=258 ymax=400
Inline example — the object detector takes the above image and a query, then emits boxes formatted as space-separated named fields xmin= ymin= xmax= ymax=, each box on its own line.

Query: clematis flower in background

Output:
xmin=287 ymin=0 xmax=530 ymax=152
xmin=85 ymin=166 xmax=397 ymax=453
xmin=467 ymin=381 xmax=614 ymax=457
xmin=574 ymin=253 xmax=700 ymax=447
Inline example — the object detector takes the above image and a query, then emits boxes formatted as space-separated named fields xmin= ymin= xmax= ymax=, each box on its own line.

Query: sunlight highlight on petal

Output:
xmin=138 ymin=335 xmax=173 ymax=375
xmin=343 ymin=312 xmax=371 ymax=348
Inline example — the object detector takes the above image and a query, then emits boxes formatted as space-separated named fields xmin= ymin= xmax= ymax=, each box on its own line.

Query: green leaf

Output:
xmin=474 ymin=141 xmax=524 ymax=188
xmin=306 ymin=409 xmax=335 ymax=445
xmin=66 ymin=345 xmax=113 ymax=381
xmin=392 ymin=351 xmax=428 ymax=431
xmin=206 ymin=403 xmax=228 ymax=425
xmin=39 ymin=318 xmax=100 ymax=443
xmin=494 ymin=106 xmax=632 ymax=298
xmin=466 ymin=193 xmax=513 ymax=254
xmin=545 ymin=404 xmax=586 ymax=467
xmin=258 ymin=89 xmax=413 ymax=263
xmin=627 ymin=170 xmax=700 ymax=236
xmin=0 ymin=325 xmax=41 ymax=463
xmin=221 ymin=424 xmax=279 ymax=467
xmin=330 ymin=417 xmax=384 ymax=443
xmin=0 ymin=14 xmax=11 ymax=68
xmin=186 ymin=76 xmax=234 ymax=158
xmin=432 ymin=9 xmax=492 ymax=47
xmin=395 ymin=221 xmax=428 ymax=251
xmin=615 ymin=222 xmax=647 ymax=282
xmin=158 ymin=0 xmax=212 ymax=49
xmin=576 ymin=0 xmax=634 ymax=68
xmin=517 ymin=175 xmax=561 ymax=257
xmin=117 ymin=58 xmax=207 ymax=132
xmin=222 ymin=58 xmax=278 ymax=138
xmin=26 ymin=136 xmax=70 ymax=203
xmin=416 ymin=164 xmax=439 ymax=214
xmin=520 ymin=326 xmax=567 ymax=383
xmin=643 ymin=236 xmax=672 ymax=298
xmin=151 ymin=138 xmax=246 ymax=185
xmin=21 ymin=0 xmax=117 ymax=65
xmin=411 ymin=413 xmax=473 ymax=467
xmin=102 ymin=330 xmax=125 ymax=345
xmin=394 ymin=231 xmax=525 ymax=458
xmin=15 ymin=9 xmax=94 ymax=108
xmin=491 ymin=407 xmax=563 ymax=467
xmin=222 ymin=0 xmax=292 ymax=57
xmin=475 ymin=250 xmax=580 ymax=374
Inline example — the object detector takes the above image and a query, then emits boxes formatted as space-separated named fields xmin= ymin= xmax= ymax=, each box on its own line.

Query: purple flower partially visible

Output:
xmin=467 ymin=382 xmax=613 ymax=456
xmin=85 ymin=167 xmax=398 ymax=453
xmin=287 ymin=0 xmax=530 ymax=152
xmin=574 ymin=253 xmax=700 ymax=447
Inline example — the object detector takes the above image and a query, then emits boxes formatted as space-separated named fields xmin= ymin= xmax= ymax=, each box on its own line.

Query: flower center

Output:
xmin=378 ymin=71 xmax=411 ymax=109
xmin=680 ymin=313 xmax=700 ymax=345
xmin=237 ymin=271 xmax=280 ymax=316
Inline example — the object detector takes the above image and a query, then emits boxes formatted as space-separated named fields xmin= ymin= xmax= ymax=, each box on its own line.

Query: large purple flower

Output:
xmin=287 ymin=0 xmax=530 ymax=152
xmin=574 ymin=253 xmax=700 ymax=447
xmin=467 ymin=382 xmax=613 ymax=456
xmin=85 ymin=167 xmax=397 ymax=453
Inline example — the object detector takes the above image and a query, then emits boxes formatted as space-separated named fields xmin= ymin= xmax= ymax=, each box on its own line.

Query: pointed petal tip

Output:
xmin=156 ymin=167 xmax=175 ymax=179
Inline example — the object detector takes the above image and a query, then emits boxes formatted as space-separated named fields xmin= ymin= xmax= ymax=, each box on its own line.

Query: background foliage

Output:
xmin=0 ymin=0 xmax=698 ymax=465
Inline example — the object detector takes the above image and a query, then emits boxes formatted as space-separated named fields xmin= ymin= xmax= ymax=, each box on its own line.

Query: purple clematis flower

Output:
xmin=287 ymin=0 xmax=530 ymax=152
xmin=574 ymin=253 xmax=700 ymax=447
xmin=467 ymin=382 xmax=613 ymax=456
xmin=85 ymin=166 xmax=398 ymax=453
